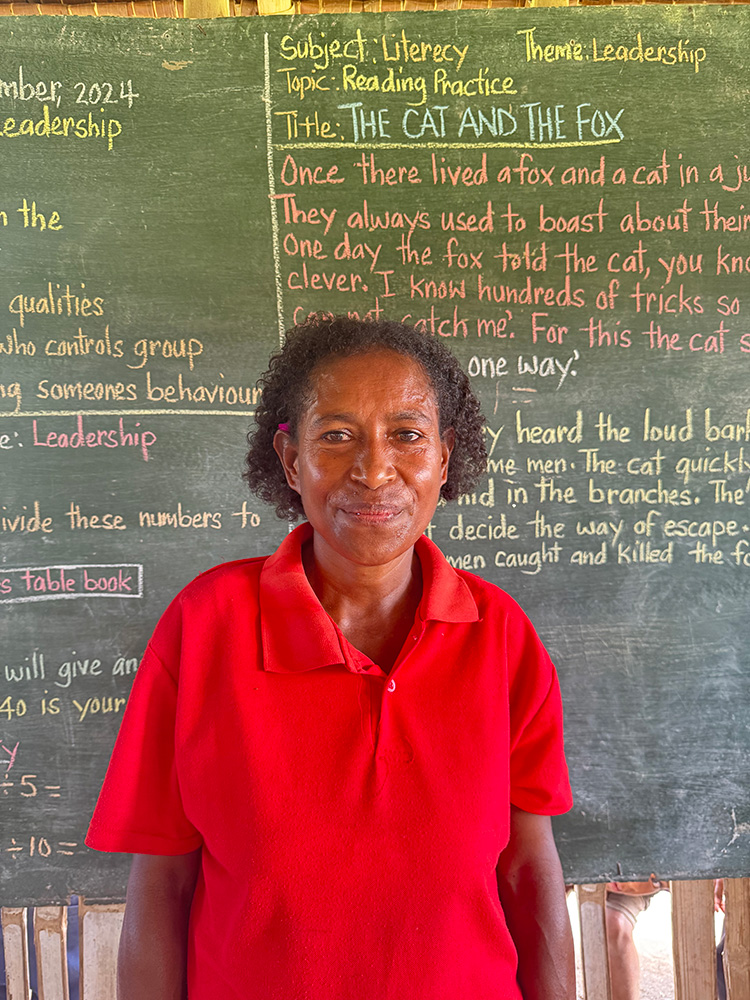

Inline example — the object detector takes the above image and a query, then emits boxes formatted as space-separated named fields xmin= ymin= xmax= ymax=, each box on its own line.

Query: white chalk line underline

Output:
xmin=273 ymin=139 xmax=622 ymax=150
xmin=0 ymin=409 xmax=256 ymax=418
xmin=264 ymin=32 xmax=287 ymax=346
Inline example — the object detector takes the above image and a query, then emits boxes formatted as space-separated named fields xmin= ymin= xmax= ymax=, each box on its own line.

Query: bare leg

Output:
xmin=606 ymin=906 xmax=641 ymax=1000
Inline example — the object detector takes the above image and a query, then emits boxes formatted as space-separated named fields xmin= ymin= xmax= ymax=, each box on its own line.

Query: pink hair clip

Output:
xmin=278 ymin=422 xmax=290 ymax=433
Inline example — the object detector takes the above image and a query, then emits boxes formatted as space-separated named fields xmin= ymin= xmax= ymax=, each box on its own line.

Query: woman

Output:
xmin=87 ymin=316 xmax=574 ymax=1000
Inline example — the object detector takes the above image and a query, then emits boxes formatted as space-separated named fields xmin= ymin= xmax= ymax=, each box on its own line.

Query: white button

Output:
xmin=387 ymin=678 xmax=396 ymax=693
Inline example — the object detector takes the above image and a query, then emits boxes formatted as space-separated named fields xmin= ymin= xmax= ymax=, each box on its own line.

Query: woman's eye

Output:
xmin=397 ymin=430 xmax=422 ymax=442
xmin=321 ymin=430 xmax=350 ymax=442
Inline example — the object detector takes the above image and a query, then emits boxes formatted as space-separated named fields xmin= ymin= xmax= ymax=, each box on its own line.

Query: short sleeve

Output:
xmin=507 ymin=612 xmax=573 ymax=816
xmin=85 ymin=640 xmax=202 ymax=855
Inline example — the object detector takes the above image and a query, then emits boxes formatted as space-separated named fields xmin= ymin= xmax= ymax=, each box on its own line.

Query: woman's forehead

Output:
xmin=310 ymin=348 xmax=430 ymax=386
xmin=307 ymin=350 xmax=438 ymax=411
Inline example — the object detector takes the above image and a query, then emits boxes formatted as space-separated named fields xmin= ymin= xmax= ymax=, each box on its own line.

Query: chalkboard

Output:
xmin=1 ymin=6 xmax=749 ymax=905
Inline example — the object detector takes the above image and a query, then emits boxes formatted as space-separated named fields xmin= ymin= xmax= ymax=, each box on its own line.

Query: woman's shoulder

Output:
xmin=184 ymin=555 xmax=268 ymax=593
xmin=142 ymin=556 xmax=270 ymax=674
xmin=155 ymin=555 xmax=270 ymax=633
xmin=440 ymin=558 xmax=549 ymax=656
xmin=441 ymin=556 xmax=529 ymax=621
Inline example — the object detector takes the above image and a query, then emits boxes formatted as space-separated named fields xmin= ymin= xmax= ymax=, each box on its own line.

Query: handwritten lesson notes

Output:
xmin=260 ymin=11 xmax=750 ymax=600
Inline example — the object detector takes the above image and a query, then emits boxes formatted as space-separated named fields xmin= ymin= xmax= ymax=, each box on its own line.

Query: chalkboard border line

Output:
xmin=0 ymin=593 xmax=142 ymax=605
xmin=0 ymin=562 xmax=144 ymax=605
xmin=273 ymin=140 xmax=622 ymax=151
xmin=0 ymin=410 xmax=256 ymax=418
xmin=264 ymin=30 xmax=286 ymax=346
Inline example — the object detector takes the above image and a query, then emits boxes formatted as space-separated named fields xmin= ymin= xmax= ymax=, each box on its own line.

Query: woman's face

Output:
xmin=274 ymin=349 xmax=453 ymax=570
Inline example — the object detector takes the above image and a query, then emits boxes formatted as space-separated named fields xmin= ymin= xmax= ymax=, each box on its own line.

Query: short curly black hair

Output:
xmin=244 ymin=315 xmax=487 ymax=520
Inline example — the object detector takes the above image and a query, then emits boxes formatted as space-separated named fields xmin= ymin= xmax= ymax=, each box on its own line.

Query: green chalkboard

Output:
xmin=1 ymin=6 xmax=749 ymax=904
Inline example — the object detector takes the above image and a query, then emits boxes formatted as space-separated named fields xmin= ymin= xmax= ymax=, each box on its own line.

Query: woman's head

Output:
xmin=244 ymin=315 xmax=487 ymax=521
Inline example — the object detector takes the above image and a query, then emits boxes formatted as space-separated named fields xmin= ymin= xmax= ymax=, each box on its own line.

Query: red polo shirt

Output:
xmin=87 ymin=523 xmax=571 ymax=999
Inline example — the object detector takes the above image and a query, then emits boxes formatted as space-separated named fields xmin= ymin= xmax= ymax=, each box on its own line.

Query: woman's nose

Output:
xmin=350 ymin=439 xmax=396 ymax=488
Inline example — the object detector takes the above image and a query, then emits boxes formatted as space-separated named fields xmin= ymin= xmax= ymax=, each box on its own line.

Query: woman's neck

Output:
xmin=302 ymin=540 xmax=422 ymax=672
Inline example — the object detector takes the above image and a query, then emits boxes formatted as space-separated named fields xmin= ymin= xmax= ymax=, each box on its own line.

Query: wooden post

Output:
xmin=576 ymin=884 xmax=612 ymax=1000
xmin=183 ymin=0 xmax=231 ymax=17
xmin=671 ymin=880 xmax=717 ymax=1000
xmin=256 ymin=0 xmax=294 ymax=14
xmin=724 ymin=878 xmax=750 ymax=1000
xmin=1 ymin=908 xmax=32 ymax=1000
xmin=79 ymin=900 xmax=126 ymax=1000
xmin=33 ymin=907 xmax=69 ymax=1000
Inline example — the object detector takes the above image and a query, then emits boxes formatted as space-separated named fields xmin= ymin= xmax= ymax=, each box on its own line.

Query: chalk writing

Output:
xmin=3 ymin=835 xmax=84 ymax=860
xmin=0 ymin=564 xmax=143 ymax=604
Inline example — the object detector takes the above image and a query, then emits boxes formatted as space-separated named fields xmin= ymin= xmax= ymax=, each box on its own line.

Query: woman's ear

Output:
xmin=440 ymin=428 xmax=455 ymax=485
xmin=273 ymin=429 xmax=301 ymax=495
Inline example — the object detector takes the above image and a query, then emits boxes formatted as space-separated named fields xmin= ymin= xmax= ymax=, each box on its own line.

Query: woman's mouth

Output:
xmin=341 ymin=504 xmax=402 ymax=522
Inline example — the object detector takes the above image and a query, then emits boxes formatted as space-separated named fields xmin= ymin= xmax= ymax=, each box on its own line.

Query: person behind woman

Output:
xmin=87 ymin=315 xmax=575 ymax=1000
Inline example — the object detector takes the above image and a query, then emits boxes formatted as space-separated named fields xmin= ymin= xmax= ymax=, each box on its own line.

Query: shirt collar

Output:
xmin=413 ymin=533 xmax=481 ymax=625
xmin=259 ymin=522 xmax=479 ymax=675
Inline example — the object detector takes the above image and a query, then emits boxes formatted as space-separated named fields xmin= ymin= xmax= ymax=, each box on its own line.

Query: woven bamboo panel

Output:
xmin=0 ymin=0 xmax=182 ymax=13
xmin=0 ymin=0 xmax=748 ymax=16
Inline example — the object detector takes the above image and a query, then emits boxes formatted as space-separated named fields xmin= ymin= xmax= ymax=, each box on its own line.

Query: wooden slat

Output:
xmin=152 ymin=1 xmax=183 ymax=14
xmin=671 ymin=880 xmax=717 ymax=1000
xmin=1 ymin=907 xmax=32 ymax=1000
xmin=33 ymin=906 xmax=69 ymax=1000
xmin=724 ymin=878 xmax=750 ymax=1000
xmin=79 ymin=900 xmax=125 ymax=1000
xmin=576 ymin=883 xmax=612 ymax=1000
xmin=184 ymin=0 xmax=229 ymax=13
xmin=0 ymin=4 xmax=63 ymax=11
xmin=256 ymin=0 xmax=293 ymax=13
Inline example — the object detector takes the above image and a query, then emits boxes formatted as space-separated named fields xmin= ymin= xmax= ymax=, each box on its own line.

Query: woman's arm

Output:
xmin=117 ymin=850 xmax=201 ymax=1000
xmin=496 ymin=806 xmax=575 ymax=1000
